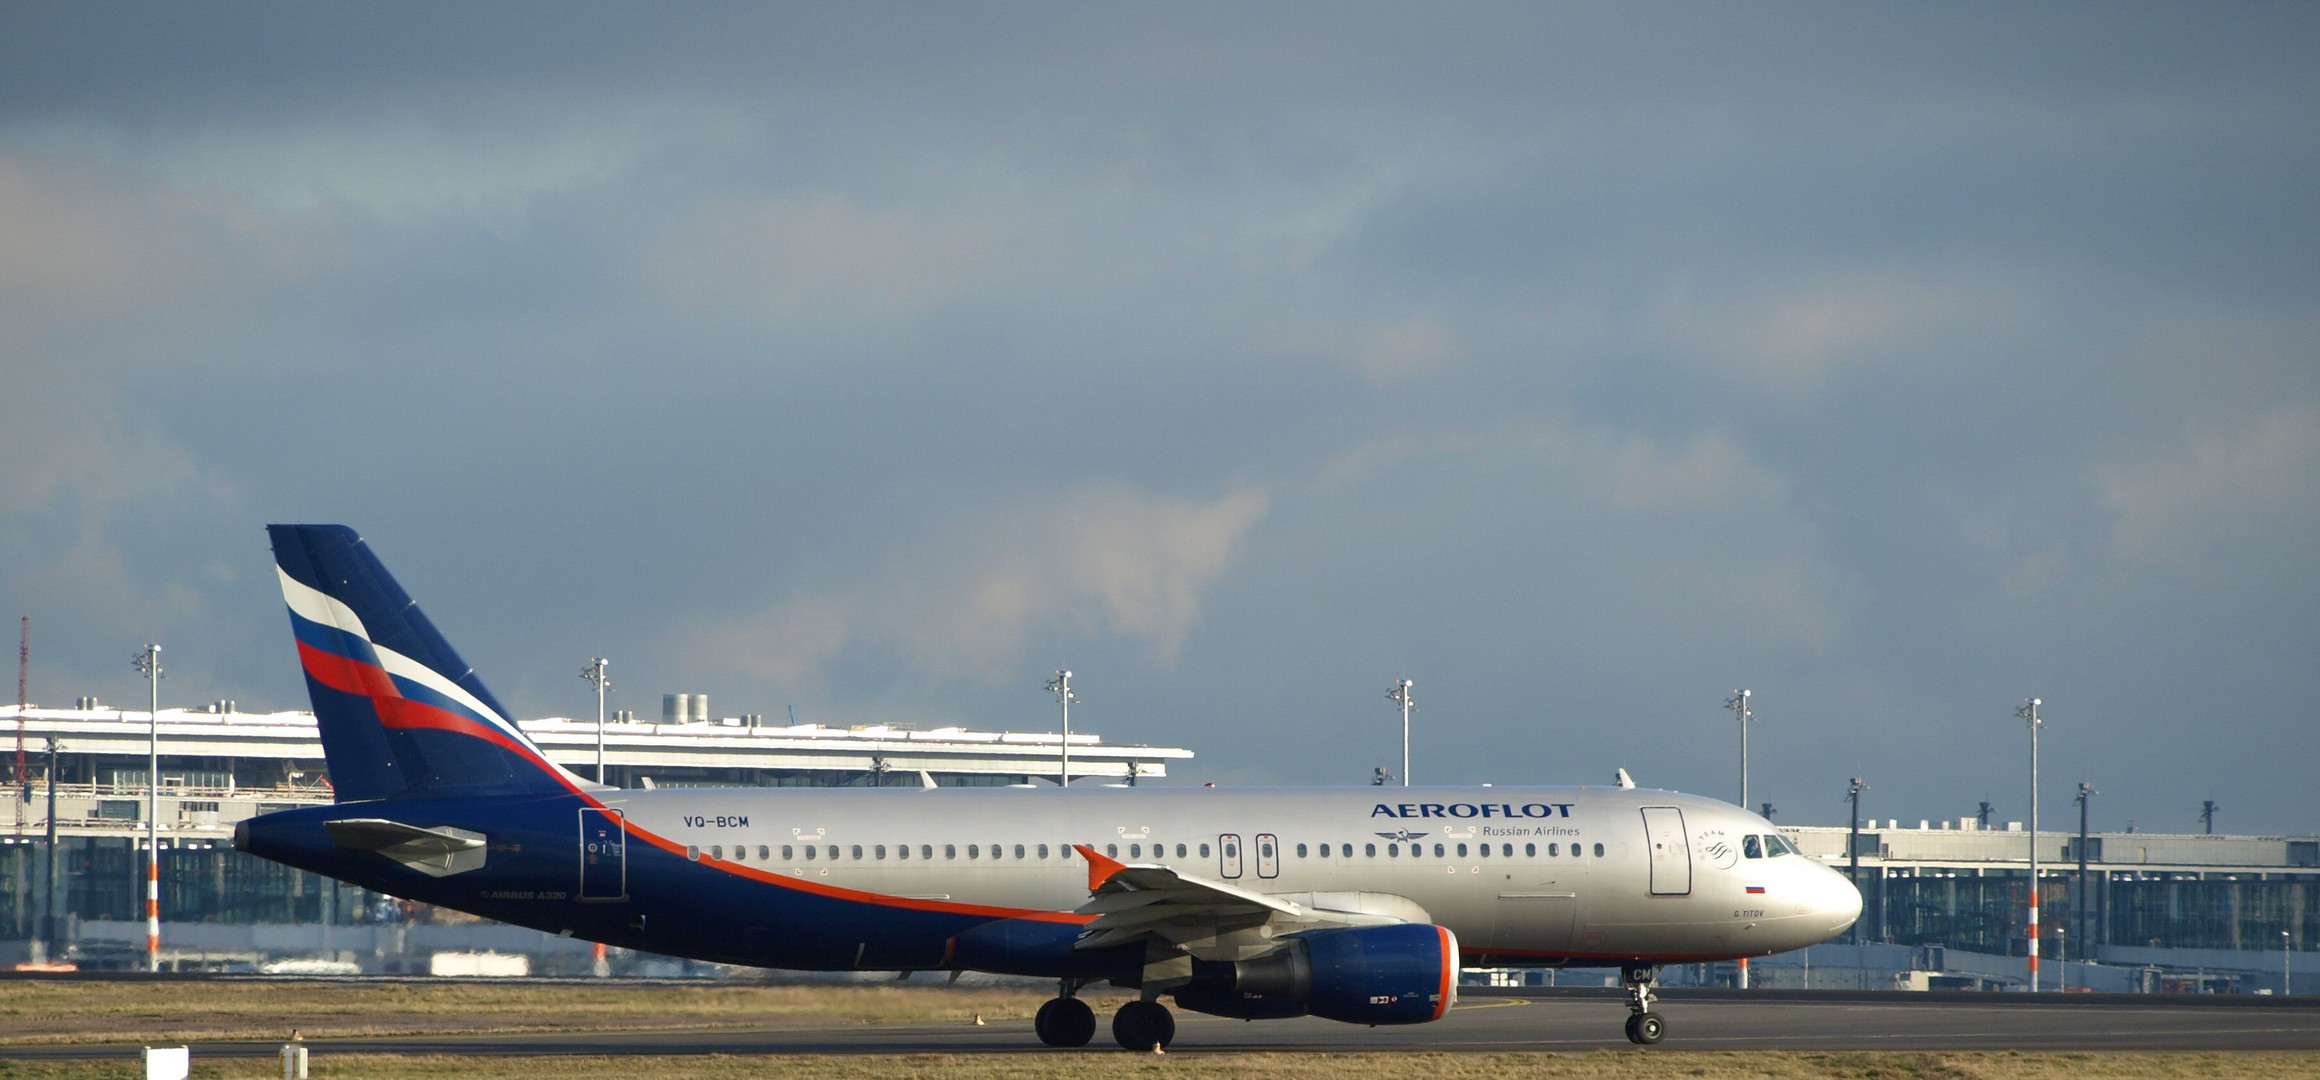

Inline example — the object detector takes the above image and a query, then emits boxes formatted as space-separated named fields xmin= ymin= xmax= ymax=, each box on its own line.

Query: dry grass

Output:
xmin=0 ymin=981 xmax=1129 ymax=1046
xmin=4 ymin=1051 xmax=2320 ymax=1080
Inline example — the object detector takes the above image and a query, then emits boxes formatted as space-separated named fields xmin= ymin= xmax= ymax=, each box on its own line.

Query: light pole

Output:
xmin=1387 ymin=680 xmax=1413 ymax=788
xmin=1045 ymin=671 xmax=1075 ymax=788
xmin=2287 ymin=929 xmax=2294 ymax=997
xmin=1726 ymin=688 xmax=1752 ymax=989
xmin=2018 ymin=696 xmax=2043 ymax=993
xmin=1847 ymin=776 xmax=1868 ymax=945
xmin=580 ymin=658 xmax=611 ymax=784
xmin=132 ymin=642 xmax=162 ymax=973
xmin=2075 ymin=782 xmax=2096 ymax=953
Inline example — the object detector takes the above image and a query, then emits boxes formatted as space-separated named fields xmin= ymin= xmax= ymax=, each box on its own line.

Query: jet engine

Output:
xmin=1177 ymin=923 xmax=1459 ymax=1025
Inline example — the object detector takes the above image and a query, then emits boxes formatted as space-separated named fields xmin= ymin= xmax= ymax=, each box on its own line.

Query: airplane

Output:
xmin=237 ymin=524 xmax=1862 ymax=1049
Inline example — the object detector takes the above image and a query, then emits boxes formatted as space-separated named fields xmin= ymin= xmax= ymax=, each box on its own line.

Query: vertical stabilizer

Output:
xmin=268 ymin=524 xmax=588 ymax=801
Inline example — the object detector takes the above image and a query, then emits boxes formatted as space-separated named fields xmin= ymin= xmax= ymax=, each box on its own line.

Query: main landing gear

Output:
xmin=1621 ymin=964 xmax=1666 ymax=1045
xmin=1111 ymin=998 xmax=1175 ymax=1051
xmin=1033 ymin=981 xmax=1095 ymax=1048
xmin=1032 ymin=980 xmax=1176 ymax=1051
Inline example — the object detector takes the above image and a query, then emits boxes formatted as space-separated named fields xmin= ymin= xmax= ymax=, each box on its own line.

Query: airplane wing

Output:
xmin=1069 ymin=844 xmax=1315 ymax=955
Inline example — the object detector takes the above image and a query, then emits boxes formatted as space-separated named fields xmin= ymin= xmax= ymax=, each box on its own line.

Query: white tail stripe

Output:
xmin=274 ymin=565 xmax=530 ymax=747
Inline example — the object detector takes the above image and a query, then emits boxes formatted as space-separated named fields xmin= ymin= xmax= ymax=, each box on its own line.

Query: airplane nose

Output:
xmin=1822 ymin=867 xmax=1864 ymax=936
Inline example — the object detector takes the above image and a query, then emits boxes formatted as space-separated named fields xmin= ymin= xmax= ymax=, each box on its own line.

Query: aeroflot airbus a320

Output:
xmin=237 ymin=525 xmax=1861 ymax=1049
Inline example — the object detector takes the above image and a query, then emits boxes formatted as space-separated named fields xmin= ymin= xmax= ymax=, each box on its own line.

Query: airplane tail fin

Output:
xmin=268 ymin=524 xmax=590 ymax=802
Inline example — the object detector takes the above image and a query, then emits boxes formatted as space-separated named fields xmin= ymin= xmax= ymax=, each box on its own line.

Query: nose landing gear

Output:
xmin=1621 ymin=964 xmax=1665 ymax=1045
xmin=1033 ymin=979 xmax=1096 ymax=1047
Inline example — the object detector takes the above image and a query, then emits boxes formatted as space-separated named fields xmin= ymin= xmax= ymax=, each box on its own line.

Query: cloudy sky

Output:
xmin=3 ymin=4 xmax=2315 ymax=834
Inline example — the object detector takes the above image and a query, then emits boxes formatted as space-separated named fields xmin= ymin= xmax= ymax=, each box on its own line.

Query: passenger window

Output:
xmin=944 ymin=845 xmax=956 ymax=859
xmin=781 ymin=845 xmax=793 ymax=860
xmin=803 ymin=845 xmax=816 ymax=861
xmin=1015 ymin=844 xmax=1026 ymax=859
xmin=1365 ymin=843 xmax=1377 ymax=857
xmin=1549 ymin=843 xmax=1559 ymax=856
xmin=968 ymin=845 xmax=980 ymax=859
xmin=1457 ymin=843 xmax=1468 ymax=857
xmin=1037 ymin=844 xmax=1049 ymax=858
xmin=1523 ymin=843 xmax=1534 ymax=857
xmin=1296 ymin=843 xmax=1307 ymax=857
xmin=711 ymin=845 xmax=723 ymax=860
xmin=874 ymin=845 xmax=886 ymax=860
xmin=1594 ymin=843 xmax=1605 ymax=857
xmin=1342 ymin=844 xmax=1353 ymax=857
xmin=895 ymin=844 xmax=907 ymax=860
xmin=1478 ymin=843 xmax=1490 ymax=858
xmin=1176 ymin=844 xmax=1187 ymax=857
xmin=686 ymin=845 xmax=699 ymax=861
xmin=1130 ymin=844 xmax=1141 ymax=858
xmin=1107 ymin=843 xmax=1119 ymax=858
xmin=1388 ymin=843 xmax=1399 ymax=857
xmin=1743 ymin=835 xmax=1763 ymax=859
xmin=1200 ymin=843 xmax=1211 ymax=857
xmin=758 ymin=845 xmax=770 ymax=860
xmin=922 ymin=845 xmax=934 ymax=860
xmin=852 ymin=845 xmax=863 ymax=860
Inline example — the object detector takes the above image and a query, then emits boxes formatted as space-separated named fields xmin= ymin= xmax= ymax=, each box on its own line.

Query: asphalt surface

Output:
xmin=9 ymin=989 xmax=2320 ymax=1058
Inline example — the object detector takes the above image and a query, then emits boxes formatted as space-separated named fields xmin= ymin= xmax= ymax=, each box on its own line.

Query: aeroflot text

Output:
xmin=1370 ymin=803 xmax=1574 ymax=819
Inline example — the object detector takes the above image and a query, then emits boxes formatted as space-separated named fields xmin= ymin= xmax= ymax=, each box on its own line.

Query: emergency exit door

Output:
xmin=1219 ymin=833 xmax=1243 ymax=879
xmin=1641 ymin=806 xmax=1691 ymax=896
xmin=1255 ymin=833 xmax=1280 ymax=879
xmin=579 ymin=808 xmax=627 ymax=901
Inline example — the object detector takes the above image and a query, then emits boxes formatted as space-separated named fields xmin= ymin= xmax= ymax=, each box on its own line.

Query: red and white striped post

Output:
xmin=2019 ymin=696 xmax=2043 ymax=993
xmin=135 ymin=643 xmax=163 ymax=973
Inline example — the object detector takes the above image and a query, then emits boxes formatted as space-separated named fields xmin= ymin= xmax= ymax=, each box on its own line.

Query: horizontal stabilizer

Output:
xmin=326 ymin=818 xmax=487 ymax=877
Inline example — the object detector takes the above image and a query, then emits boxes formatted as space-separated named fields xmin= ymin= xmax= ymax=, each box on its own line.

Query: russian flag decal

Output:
xmin=1745 ymin=885 xmax=1767 ymax=894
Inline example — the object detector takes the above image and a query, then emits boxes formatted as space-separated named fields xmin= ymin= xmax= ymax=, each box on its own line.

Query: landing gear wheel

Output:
xmin=1624 ymin=1012 xmax=1666 ymax=1045
xmin=1111 ymin=1000 xmax=1175 ymax=1051
xmin=1035 ymin=997 xmax=1095 ymax=1048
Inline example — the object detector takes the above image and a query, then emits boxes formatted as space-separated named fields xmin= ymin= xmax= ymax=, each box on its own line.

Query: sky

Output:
xmin=2 ymin=3 xmax=2315 ymax=835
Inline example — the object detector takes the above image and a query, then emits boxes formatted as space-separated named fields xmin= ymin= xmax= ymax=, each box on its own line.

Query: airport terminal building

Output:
xmin=0 ymin=701 xmax=1191 ymax=973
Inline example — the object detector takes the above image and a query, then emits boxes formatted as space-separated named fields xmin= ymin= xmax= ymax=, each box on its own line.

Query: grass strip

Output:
xmin=6 ymin=1051 xmax=2320 ymax=1080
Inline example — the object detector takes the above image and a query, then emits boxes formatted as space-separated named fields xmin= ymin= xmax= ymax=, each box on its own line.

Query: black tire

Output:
xmin=1633 ymin=1013 xmax=1666 ymax=1045
xmin=1623 ymin=1013 xmax=1644 ymax=1044
xmin=1112 ymin=1000 xmax=1175 ymax=1051
xmin=1036 ymin=997 xmax=1095 ymax=1048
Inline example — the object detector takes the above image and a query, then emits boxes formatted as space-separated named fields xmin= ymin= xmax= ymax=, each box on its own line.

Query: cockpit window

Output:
xmin=1764 ymin=834 xmax=1791 ymax=857
xmin=1742 ymin=834 xmax=1763 ymax=859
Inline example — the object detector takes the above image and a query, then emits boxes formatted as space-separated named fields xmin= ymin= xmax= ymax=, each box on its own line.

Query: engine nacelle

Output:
xmin=1224 ymin=923 xmax=1458 ymax=1025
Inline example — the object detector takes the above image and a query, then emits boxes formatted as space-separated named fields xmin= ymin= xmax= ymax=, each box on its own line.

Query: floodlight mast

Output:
xmin=132 ymin=642 xmax=162 ymax=973
xmin=1727 ymin=687 xmax=1752 ymax=991
xmin=1387 ymin=680 xmax=1413 ymax=788
xmin=581 ymin=658 xmax=611 ymax=784
xmin=2018 ymin=696 xmax=2043 ymax=993
xmin=1045 ymin=671 xmax=1076 ymax=788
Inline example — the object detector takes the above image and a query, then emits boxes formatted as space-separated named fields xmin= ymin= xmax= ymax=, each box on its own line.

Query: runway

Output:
xmin=9 ymin=989 xmax=2320 ymax=1058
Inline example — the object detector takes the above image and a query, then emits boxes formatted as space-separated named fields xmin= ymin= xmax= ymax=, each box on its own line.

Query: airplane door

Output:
xmin=1255 ymin=833 xmax=1280 ymax=879
xmin=1641 ymin=806 xmax=1690 ymax=896
xmin=579 ymin=808 xmax=627 ymax=901
xmin=1219 ymin=833 xmax=1243 ymax=879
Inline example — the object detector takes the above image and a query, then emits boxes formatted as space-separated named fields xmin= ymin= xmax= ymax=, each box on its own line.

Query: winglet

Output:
xmin=1073 ymin=844 xmax=1125 ymax=891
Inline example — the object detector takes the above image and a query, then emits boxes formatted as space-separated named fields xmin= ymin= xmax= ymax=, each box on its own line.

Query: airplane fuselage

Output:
xmin=241 ymin=782 xmax=1861 ymax=976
